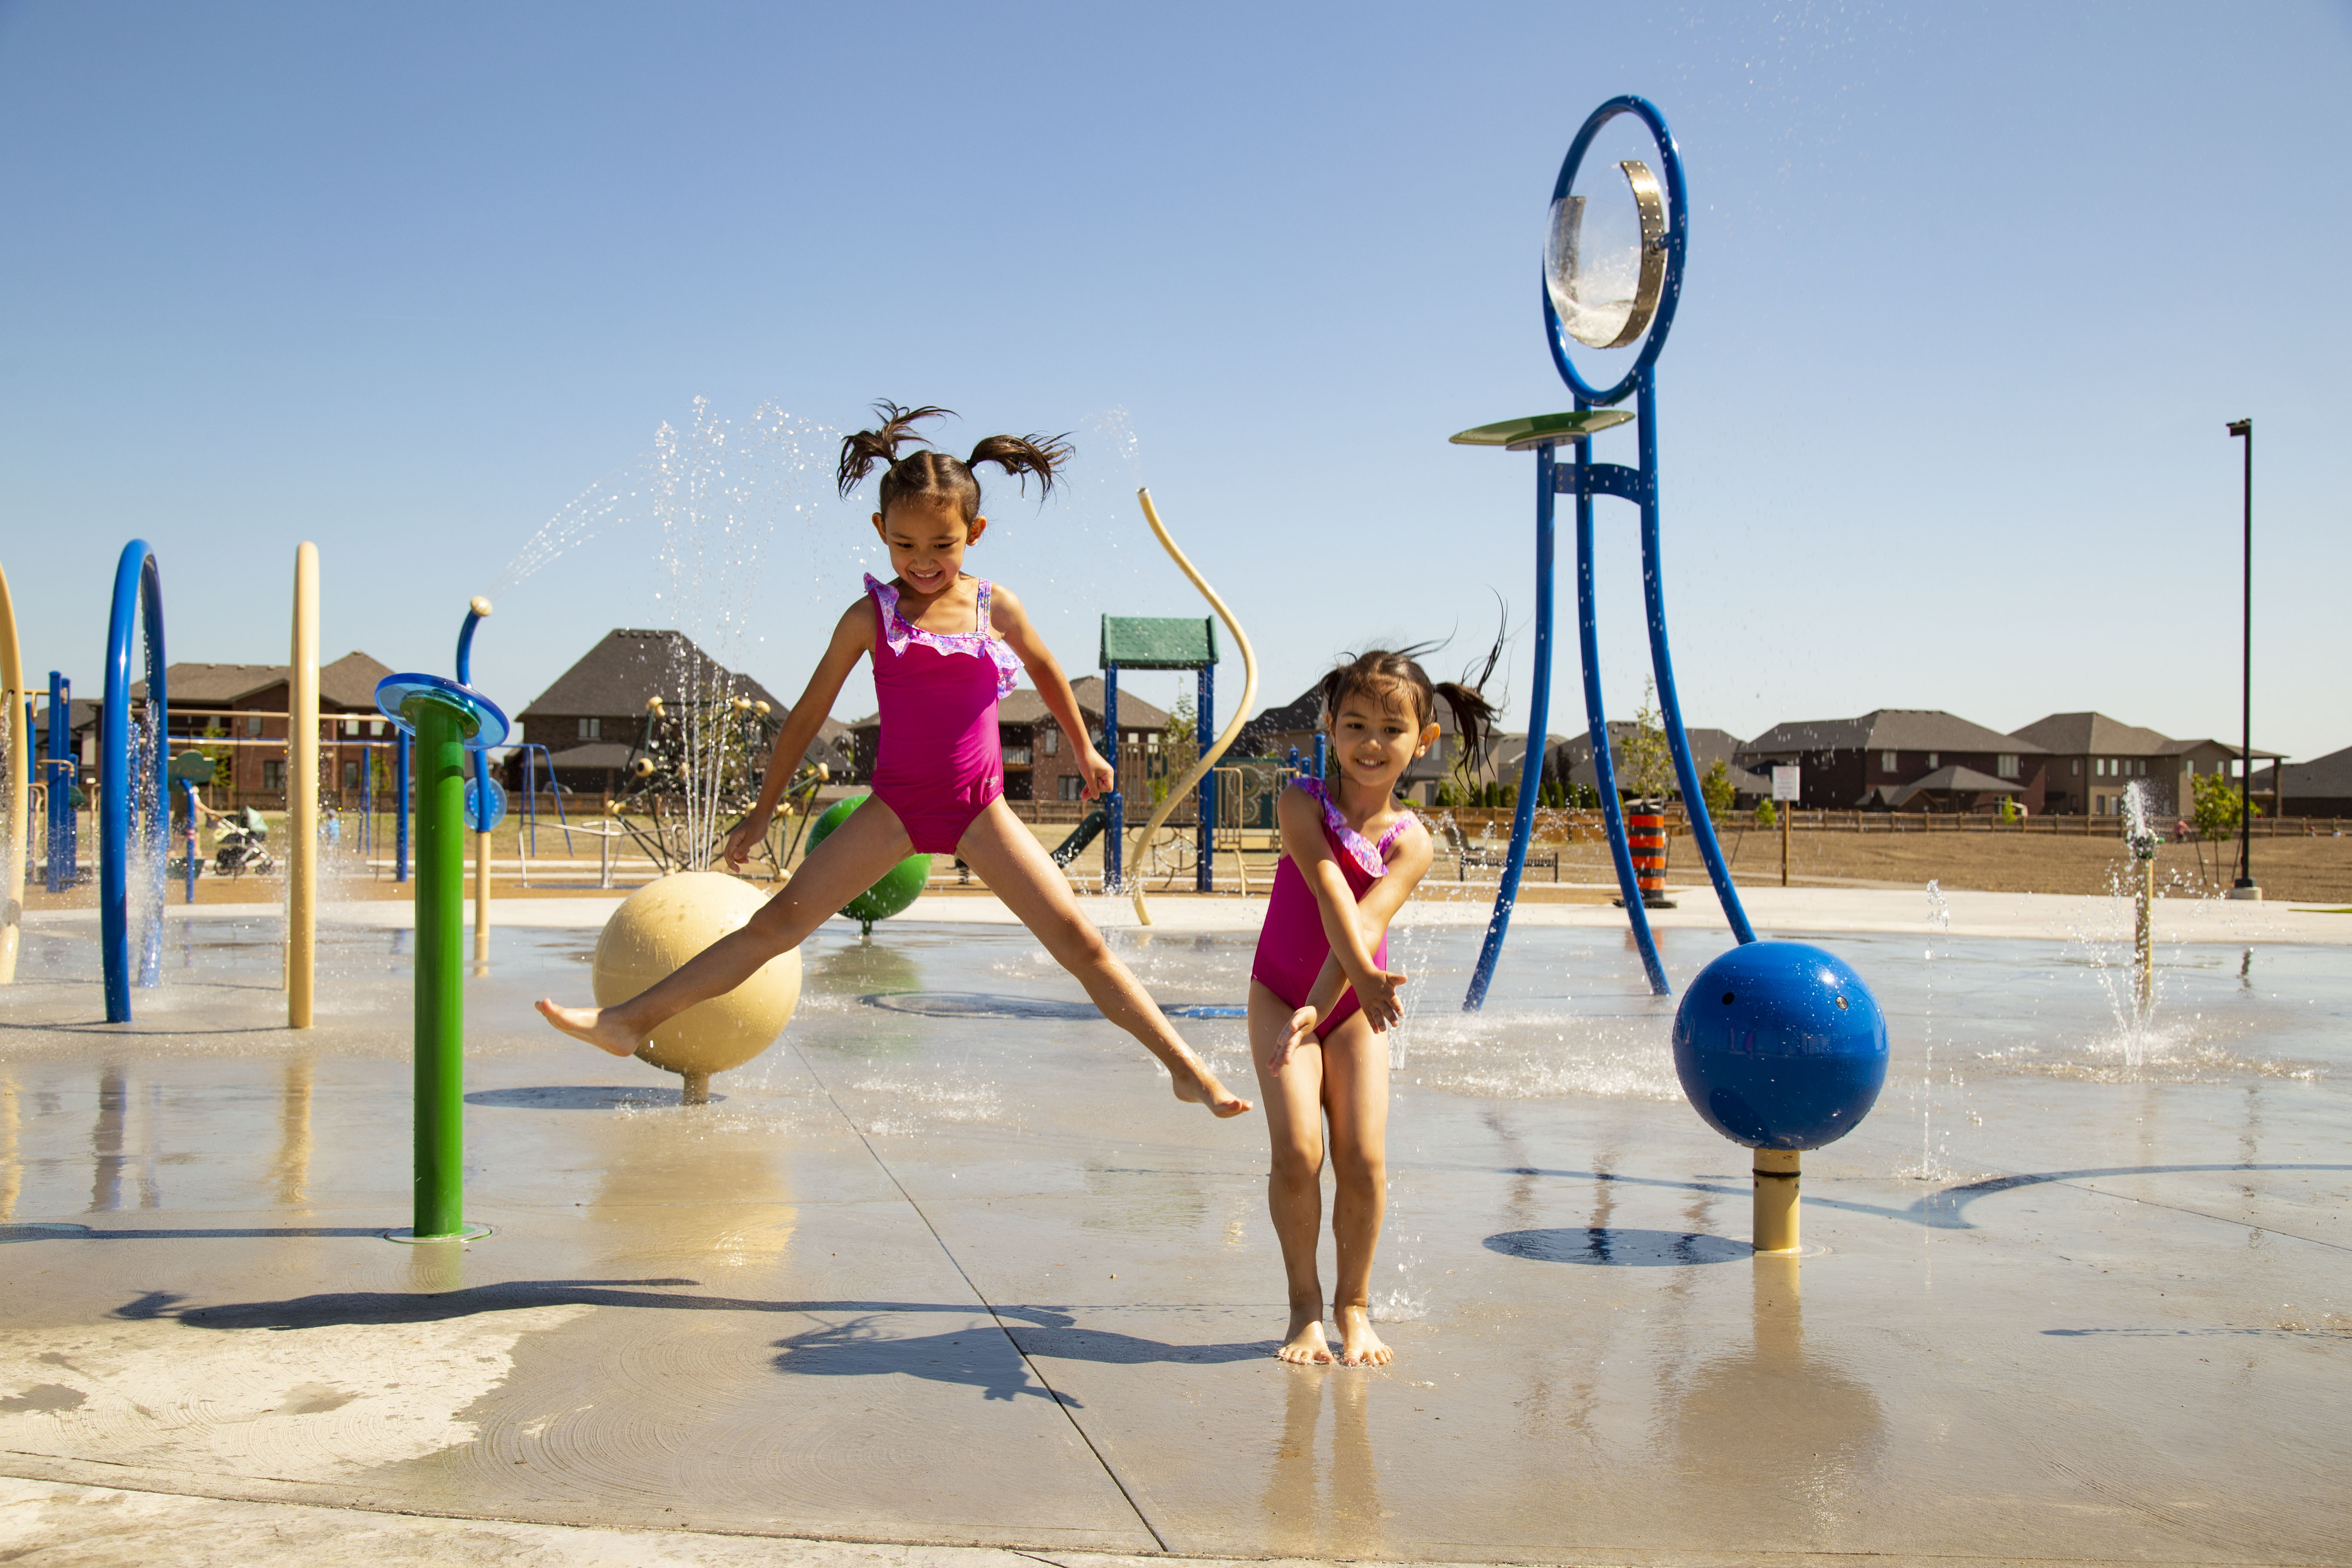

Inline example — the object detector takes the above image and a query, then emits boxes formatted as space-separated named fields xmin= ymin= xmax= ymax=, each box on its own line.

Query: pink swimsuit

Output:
xmin=1250 ymin=778 xmax=1420 ymax=1038
xmin=866 ymin=573 xmax=1023 ymax=854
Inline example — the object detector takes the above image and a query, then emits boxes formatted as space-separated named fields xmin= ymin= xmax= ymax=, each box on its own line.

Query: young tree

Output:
xmin=1618 ymin=678 xmax=1675 ymax=805
xmin=1755 ymin=797 xmax=1778 ymax=829
xmin=2190 ymin=769 xmax=2260 ymax=889
xmin=1700 ymin=758 xmax=1735 ymax=821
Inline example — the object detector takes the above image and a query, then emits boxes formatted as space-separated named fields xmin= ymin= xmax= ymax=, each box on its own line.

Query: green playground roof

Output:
xmin=1099 ymin=616 xmax=1219 ymax=670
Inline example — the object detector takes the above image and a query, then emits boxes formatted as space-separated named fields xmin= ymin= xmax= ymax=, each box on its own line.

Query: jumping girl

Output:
xmin=1252 ymin=650 xmax=1494 ymax=1365
xmin=538 ymin=404 xmax=1250 ymax=1120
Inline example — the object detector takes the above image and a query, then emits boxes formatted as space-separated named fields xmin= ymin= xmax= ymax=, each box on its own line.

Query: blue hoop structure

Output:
xmin=99 ymin=539 xmax=168 ymax=1021
xmin=1462 ymin=95 xmax=1755 ymax=1011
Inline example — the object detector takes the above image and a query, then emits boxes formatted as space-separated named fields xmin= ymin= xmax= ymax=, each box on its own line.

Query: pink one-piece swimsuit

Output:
xmin=1250 ymin=777 xmax=1420 ymax=1038
xmin=865 ymin=573 xmax=1023 ymax=854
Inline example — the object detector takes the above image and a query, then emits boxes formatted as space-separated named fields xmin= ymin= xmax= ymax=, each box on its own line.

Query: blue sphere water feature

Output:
xmin=1671 ymin=942 xmax=1887 ymax=1151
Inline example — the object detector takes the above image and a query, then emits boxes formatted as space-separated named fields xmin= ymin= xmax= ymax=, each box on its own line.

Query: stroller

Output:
xmin=213 ymin=806 xmax=276 ymax=879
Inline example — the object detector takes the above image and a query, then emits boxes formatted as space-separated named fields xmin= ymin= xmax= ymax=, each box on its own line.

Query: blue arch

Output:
xmin=101 ymin=540 xmax=168 ymax=1021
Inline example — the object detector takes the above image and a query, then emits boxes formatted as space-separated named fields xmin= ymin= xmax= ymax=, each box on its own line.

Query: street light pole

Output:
xmin=2226 ymin=418 xmax=2256 ymax=897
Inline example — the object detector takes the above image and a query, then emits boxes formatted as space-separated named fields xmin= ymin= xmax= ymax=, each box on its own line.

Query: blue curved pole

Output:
xmin=455 ymin=598 xmax=488 ymax=814
xmin=1465 ymin=442 xmax=1558 ymax=1011
xmin=100 ymin=540 xmax=167 ymax=1021
xmin=1574 ymin=427 xmax=1669 ymax=996
xmin=1636 ymin=374 xmax=1754 ymax=946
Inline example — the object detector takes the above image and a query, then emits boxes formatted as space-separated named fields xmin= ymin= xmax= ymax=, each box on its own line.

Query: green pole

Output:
xmin=412 ymin=696 xmax=471 ymax=1239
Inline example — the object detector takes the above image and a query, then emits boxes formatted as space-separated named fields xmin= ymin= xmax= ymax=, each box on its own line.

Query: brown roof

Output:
xmin=135 ymin=652 xmax=393 ymax=711
xmin=2009 ymin=711 xmax=2174 ymax=755
xmin=521 ymin=629 xmax=784 ymax=720
xmin=1741 ymin=710 xmax=2048 ymax=759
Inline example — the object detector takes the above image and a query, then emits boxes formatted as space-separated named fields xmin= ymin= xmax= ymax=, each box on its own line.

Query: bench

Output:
xmin=1442 ymin=819 xmax=1559 ymax=882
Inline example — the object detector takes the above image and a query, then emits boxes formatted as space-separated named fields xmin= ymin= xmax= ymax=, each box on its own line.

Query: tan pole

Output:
xmin=474 ymin=828 xmax=491 ymax=965
xmin=0 ymin=558 xmax=25 ymax=984
xmin=1128 ymin=488 xmax=1260 ymax=925
xmin=1753 ymin=1147 xmax=1800 ymax=1252
xmin=288 ymin=543 xmax=318 ymax=1028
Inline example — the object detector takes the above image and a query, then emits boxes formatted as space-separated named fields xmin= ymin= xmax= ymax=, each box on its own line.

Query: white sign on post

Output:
xmin=1771 ymin=766 xmax=1801 ymax=803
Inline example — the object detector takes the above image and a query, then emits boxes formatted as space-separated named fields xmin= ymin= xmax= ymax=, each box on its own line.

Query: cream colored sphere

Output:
xmin=591 ymin=870 xmax=800 ymax=1099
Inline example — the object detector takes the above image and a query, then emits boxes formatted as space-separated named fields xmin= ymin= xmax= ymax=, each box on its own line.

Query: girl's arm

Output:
xmin=991 ymin=583 xmax=1113 ymax=797
xmin=1293 ymin=820 xmax=1434 ymax=1024
xmin=1280 ymin=787 xmax=1410 ymax=1030
xmin=722 ymin=599 xmax=873 ymax=869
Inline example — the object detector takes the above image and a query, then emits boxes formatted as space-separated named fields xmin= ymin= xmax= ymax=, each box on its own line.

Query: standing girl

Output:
xmin=538 ymin=403 xmax=1250 ymax=1120
xmin=1251 ymin=650 xmax=1494 ymax=1364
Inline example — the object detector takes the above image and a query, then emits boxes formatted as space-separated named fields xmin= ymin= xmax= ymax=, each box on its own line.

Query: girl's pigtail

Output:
xmin=836 ymin=401 xmax=951 ymax=498
xmin=1432 ymin=681 xmax=1499 ymax=763
xmin=965 ymin=432 xmax=1075 ymax=499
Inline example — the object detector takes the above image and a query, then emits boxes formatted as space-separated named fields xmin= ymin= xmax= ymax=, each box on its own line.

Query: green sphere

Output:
xmin=805 ymin=795 xmax=930 ymax=928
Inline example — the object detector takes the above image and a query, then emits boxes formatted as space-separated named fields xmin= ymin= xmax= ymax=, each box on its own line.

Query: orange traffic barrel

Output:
xmin=1628 ymin=810 xmax=1675 ymax=908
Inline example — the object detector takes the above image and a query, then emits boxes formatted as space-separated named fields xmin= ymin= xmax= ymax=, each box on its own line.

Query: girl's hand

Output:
xmin=723 ymin=808 xmax=774 ymax=870
xmin=1267 ymin=1005 xmax=1319 ymax=1072
xmin=1353 ymin=968 xmax=1409 ymax=1032
xmin=1080 ymin=746 xmax=1115 ymax=799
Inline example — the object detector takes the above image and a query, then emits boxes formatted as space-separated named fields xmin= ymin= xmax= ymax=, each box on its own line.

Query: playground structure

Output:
xmin=374 ymin=603 xmax=510 ymax=1242
xmin=1453 ymin=95 xmax=1887 ymax=1229
xmin=1095 ymin=487 xmax=1260 ymax=906
xmin=1122 ymin=490 xmax=1259 ymax=925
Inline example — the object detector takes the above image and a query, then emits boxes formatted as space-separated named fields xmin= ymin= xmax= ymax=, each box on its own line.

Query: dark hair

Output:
xmin=836 ymin=401 xmax=1074 ymax=523
xmin=1315 ymin=645 xmax=1499 ymax=766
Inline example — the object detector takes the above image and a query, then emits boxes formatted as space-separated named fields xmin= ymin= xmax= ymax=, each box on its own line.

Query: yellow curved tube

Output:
xmin=1129 ymin=488 xmax=1259 ymax=926
xmin=0 ymin=558 xmax=24 ymax=984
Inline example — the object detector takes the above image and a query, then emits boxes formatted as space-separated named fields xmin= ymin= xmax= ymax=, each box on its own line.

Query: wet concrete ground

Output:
xmin=1 ymin=909 xmax=2347 ymax=1565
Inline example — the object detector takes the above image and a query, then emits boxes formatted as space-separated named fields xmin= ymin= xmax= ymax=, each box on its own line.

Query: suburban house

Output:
xmin=116 ymin=654 xmax=397 ymax=805
xmin=2255 ymin=744 xmax=2351 ymax=818
xmin=1232 ymin=683 xmax=1324 ymax=760
xmin=513 ymin=629 xmax=848 ymax=798
xmin=845 ymin=676 xmax=1171 ymax=805
xmin=1550 ymin=723 xmax=1758 ymax=801
xmin=1737 ymin=710 xmax=2048 ymax=813
xmin=2010 ymin=711 xmax=2284 ymax=819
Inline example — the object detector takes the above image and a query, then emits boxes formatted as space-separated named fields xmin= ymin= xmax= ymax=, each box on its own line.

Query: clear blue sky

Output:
xmin=4 ymin=2 xmax=2347 ymax=759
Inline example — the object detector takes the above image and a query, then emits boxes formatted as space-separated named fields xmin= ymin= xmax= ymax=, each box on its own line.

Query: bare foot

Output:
xmin=535 ymin=998 xmax=644 ymax=1059
xmin=1335 ymin=1305 xmax=1391 ymax=1367
xmin=1170 ymin=1057 xmax=1253 ymax=1118
xmin=1277 ymin=1308 xmax=1332 ymax=1364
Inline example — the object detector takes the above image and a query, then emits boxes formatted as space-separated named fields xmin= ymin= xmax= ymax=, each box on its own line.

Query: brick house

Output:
xmin=1738 ymin=710 xmax=2047 ymax=813
xmin=513 ymin=629 xmax=849 ymax=798
xmin=2256 ymin=744 xmax=2352 ymax=817
xmin=1551 ymin=723 xmax=1758 ymax=802
xmin=129 ymin=653 xmax=395 ymax=806
xmin=2010 ymin=711 xmax=2283 ymax=819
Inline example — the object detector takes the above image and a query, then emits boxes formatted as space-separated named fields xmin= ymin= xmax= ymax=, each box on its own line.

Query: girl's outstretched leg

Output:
xmin=536 ymin=799 xmax=918 ymax=1056
xmin=1319 ymin=1011 xmax=1393 ymax=1366
xmin=955 ymin=800 xmax=1250 ymax=1117
xmin=1251 ymin=981 xmax=1331 ymax=1362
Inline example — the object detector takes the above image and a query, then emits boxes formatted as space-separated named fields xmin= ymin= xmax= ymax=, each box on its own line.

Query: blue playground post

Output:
xmin=1195 ymin=663 xmax=1215 ymax=891
xmin=99 ymin=539 xmax=168 ymax=1020
xmin=181 ymin=780 xmax=199 ymax=902
xmin=1101 ymin=661 xmax=1122 ymax=888
xmin=43 ymin=671 xmax=74 ymax=892
xmin=1312 ymin=734 xmax=1327 ymax=781
xmin=1455 ymin=94 xmax=1752 ymax=1008
xmin=395 ymin=729 xmax=411 ymax=882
